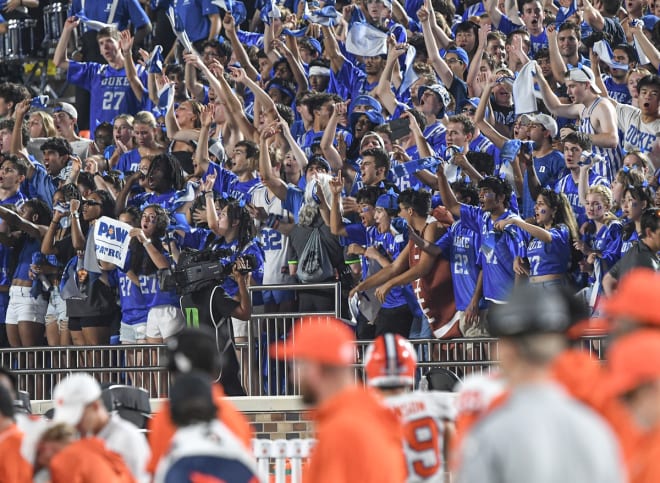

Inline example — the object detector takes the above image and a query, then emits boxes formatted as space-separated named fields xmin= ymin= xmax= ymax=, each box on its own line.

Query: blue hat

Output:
xmin=350 ymin=95 xmax=383 ymax=114
xmin=418 ymin=84 xmax=451 ymax=108
xmin=305 ymin=155 xmax=331 ymax=173
xmin=265 ymin=78 xmax=296 ymax=103
xmin=376 ymin=188 xmax=399 ymax=211
xmin=232 ymin=1 xmax=247 ymax=26
xmin=642 ymin=14 xmax=660 ymax=31
xmin=305 ymin=37 xmax=323 ymax=55
xmin=349 ymin=110 xmax=385 ymax=130
xmin=446 ymin=47 xmax=469 ymax=66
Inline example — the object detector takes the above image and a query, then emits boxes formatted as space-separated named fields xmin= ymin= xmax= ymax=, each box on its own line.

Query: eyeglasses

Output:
xmin=447 ymin=58 xmax=464 ymax=65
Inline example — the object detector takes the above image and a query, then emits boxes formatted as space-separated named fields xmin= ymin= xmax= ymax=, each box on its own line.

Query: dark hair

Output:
xmin=356 ymin=186 xmax=384 ymax=206
xmin=601 ymin=0 xmax=622 ymax=15
xmin=0 ymin=119 xmax=29 ymax=149
xmin=170 ymin=371 xmax=217 ymax=427
xmin=119 ymin=206 xmax=141 ymax=226
xmin=0 ymin=367 xmax=18 ymax=399
xmin=0 ymin=82 xmax=30 ymax=109
xmin=23 ymin=198 xmax=52 ymax=225
xmin=0 ymin=385 xmax=14 ymax=420
xmin=215 ymin=197 xmax=256 ymax=250
xmin=451 ymin=181 xmax=478 ymax=206
xmin=558 ymin=21 xmax=581 ymax=37
xmin=1 ymin=154 xmax=29 ymax=177
xmin=478 ymin=176 xmax=513 ymax=207
xmin=40 ymin=137 xmax=73 ymax=156
xmin=130 ymin=204 xmax=169 ymax=275
xmin=538 ymin=189 xmax=579 ymax=240
xmin=563 ymin=132 xmax=592 ymax=151
xmin=622 ymin=185 xmax=655 ymax=240
xmin=637 ymin=74 xmax=660 ymax=92
xmin=408 ymin=33 xmax=428 ymax=59
xmin=275 ymin=103 xmax=295 ymax=126
xmin=77 ymin=172 xmax=95 ymax=193
xmin=447 ymin=114 xmax=475 ymax=136
xmin=398 ymin=188 xmax=432 ymax=216
xmin=406 ymin=109 xmax=427 ymax=131
xmin=148 ymin=153 xmax=185 ymax=192
xmin=534 ymin=47 xmax=550 ymax=61
xmin=613 ymin=44 xmax=636 ymax=65
xmin=201 ymin=39 xmax=232 ymax=60
xmin=641 ymin=207 xmax=660 ymax=236
xmin=361 ymin=148 xmax=390 ymax=172
xmin=506 ymin=29 xmax=531 ymax=50
xmin=303 ymin=92 xmax=337 ymax=118
xmin=164 ymin=63 xmax=184 ymax=78
xmin=235 ymin=139 xmax=259 ymax=161
xmin=57 ymin=183 xmax=82 ymax=203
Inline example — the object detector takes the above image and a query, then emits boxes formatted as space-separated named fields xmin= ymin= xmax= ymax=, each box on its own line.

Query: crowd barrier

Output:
xmin=0 ymin=283 xmax=609 ymax=400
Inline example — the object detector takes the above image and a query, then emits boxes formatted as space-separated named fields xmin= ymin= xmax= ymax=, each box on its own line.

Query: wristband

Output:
xmin=72 ymin=212 xmax=79 ymax=219
xmin=143 ymin=239 xmax=152 ymax=246
xmin=203 ymin=190 xmax=214 ymax=197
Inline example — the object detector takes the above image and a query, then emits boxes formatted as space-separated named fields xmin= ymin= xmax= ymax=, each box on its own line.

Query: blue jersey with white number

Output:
xmin=117 ymin=271 xmax=150 ymax=325
xmin=522 ymin=150 xmax=565 ymax=219
xmin=620 ymin=228 xmax=638 ymax=256
xmin=117 ymin=149 xmax=142 ymax=174
xmin=584 ymin=220 xmax=623 ymax=272
xmin=459 ymin=205 xmax=523 ymax=303
xmin=520 ymin=224 xmax=571 ymax=277
xmin=436 ymin=220 xmax=485 ymax=311
xmin=68 ymin=61 xmax=147 ymax=134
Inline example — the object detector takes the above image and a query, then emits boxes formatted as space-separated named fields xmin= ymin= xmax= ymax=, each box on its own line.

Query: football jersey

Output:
xmin=384 ymin=390 xmax=456 ymax=483
xmin=250 ymin=184 xmax=296 ymax=285
xmin=68 ymin=61 xmax=148 ymax=133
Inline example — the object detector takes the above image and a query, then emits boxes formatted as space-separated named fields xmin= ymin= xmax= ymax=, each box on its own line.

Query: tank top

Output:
xmin=579 ymin=97 xmax=623 ymax=181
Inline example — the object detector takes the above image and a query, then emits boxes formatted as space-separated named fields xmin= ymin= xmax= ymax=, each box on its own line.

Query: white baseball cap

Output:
xmin=520 ymin=113 xmax=558 ymax=138
xmin=52 ymin=373 xmax=101 ymax=425
xmin=566 ymin=66 xmax=601 ymax=94
xmin=54 ymin=102 xmax=78 ymax=120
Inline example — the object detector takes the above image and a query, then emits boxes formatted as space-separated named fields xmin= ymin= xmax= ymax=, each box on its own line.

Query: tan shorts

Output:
xmin=457 ymin=309 xmax=490 ymax=338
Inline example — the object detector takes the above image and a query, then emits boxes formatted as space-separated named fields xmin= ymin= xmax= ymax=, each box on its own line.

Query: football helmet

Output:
xmin=365 ymin=334 xmax=417 ymax=388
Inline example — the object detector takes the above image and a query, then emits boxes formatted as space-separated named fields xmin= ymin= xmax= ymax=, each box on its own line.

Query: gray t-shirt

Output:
xmin=457 ymin=382 xmax=625 ymax=483
xmin=28 ymin=137 xmax=92 ymax=163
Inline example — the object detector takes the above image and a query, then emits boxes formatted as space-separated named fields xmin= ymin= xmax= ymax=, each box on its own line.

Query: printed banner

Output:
xmin=93 ymin=216 xmax=133 ymax=266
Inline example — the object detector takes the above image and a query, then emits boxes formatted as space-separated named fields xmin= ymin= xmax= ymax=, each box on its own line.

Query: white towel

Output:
xmin=398 ymin=45 xmax=419 ymax=95
xmin=512 ymin=61 xmax=538 ymax=116
xmin=593 ymin=40 xmax=629 ymax=70
xmin=345 ymin=23 xmax=388 ymax=57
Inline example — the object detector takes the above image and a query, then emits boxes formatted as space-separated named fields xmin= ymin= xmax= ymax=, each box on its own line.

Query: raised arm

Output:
xmin=631 ymin=22 xmax=660 ymax=70
xmin=484 ymin=0 xmax=504 ymax=30
xmin=211 ymin=61 xmax=256 ymax=141
xmin=322 ymin=25 xmax=346 ymax=73
xmin=320 ymin=102 xmax=345 ymax=173
xmin=474 ymin=73 xmax=509 ymax=149
xmin=258 ymin=125 xmax=289 ymax=201
xmin=53 ymin=17 xmax=78 ymax=70
xmin=328 ymin=172 xmax=348 ymax=237
xmin=495 ymin=215 xmax=553 ymax=243
xmin=546 ymin=25 xmax=568 ymax=84
xmin=436 ymin=163 xmax=462 ymax=219
xmin=582 ymin=0 xmax=605 ymax=31
xmin=0 ymin=206 xmax=46 ymax=240
xmin=374 ymin=41 xmax=407 ymax=116
xmin=194 ymin=103 xmax=214 ymax=178
xmin=534 ymin=64 xmax=582 ymax=118
xmin=419 ymin=5 xmax=453 ymax=88
xmin=272 ymin=38 xmax=309 ymax=94
xmin=119 ymin=30 xmax=145 ymax=102
xmin=69 ymin=199 xmax=86 ymax=251
xmin=222 ymin=14 xmax=260 ymax=81
xmin=184 ymin=52 xmax=206 ymax=102
xmin=467 ymin=22 xmax=490 ymax=97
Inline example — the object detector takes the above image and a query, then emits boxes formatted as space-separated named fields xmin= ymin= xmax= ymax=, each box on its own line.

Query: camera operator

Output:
xmin=177 ymin=174 xmax=264 ymax=395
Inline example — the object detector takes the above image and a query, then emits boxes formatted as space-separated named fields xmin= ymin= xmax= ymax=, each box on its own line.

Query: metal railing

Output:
xmin=0 ymin=279 xmax=609 ymax=400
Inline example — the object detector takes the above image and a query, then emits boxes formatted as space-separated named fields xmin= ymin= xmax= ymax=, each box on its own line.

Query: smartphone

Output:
xmin=389 ymin=117 xmax=411 ymax=141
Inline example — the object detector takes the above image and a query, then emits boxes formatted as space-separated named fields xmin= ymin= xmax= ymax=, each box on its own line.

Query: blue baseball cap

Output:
xmin=446 ymin=47 xmax=469 ymax=66
xmin=376 ymin=189 xmax=399 ymax=211
xmin=349 ymin=110 xmax=385 ymax=130
xmin=350 ymin=95 xmax=383 ymax=114
xmin=642 ymin=14 xmax=660 ymax=31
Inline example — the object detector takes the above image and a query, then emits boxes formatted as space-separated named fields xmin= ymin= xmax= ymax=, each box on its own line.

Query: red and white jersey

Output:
xmin=454 ymin=373 xmax=507 ymax=418
xmin=385 ymin=390 xmax=456 ymax=483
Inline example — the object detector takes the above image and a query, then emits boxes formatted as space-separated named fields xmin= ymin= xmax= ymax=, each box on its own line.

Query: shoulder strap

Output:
xmin=107 ymin=0 xmax=120 ymax=24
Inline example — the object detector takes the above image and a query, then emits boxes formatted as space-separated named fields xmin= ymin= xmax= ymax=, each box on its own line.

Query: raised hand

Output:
xmin=329 ymin=171 xmax=344 ymax=196
xmin=201 ymin=103 xmax=215 ymax=128
xmin=223 ymin=13 xmax=235 ymax=35
xmin=200 ymin=173 xmax=216 ymax=193
xmin=228 ymin=65 xmax=247 ymax=84
xmin=119 ymin=30 xmax=134 ymax=55
xmin=14 ymin=99 xmax=30 ymax=119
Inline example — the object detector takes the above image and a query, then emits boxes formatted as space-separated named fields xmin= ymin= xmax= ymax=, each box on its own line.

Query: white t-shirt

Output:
xmin=616 ymin=103 xmax=660 ymax=154
xmin=97 ymin=413 xmax=151 ymax=483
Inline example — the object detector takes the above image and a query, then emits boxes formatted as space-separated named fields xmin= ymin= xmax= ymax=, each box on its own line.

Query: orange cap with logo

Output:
xmin=270 ymin=316 xmax=355 ymax=366
xmin=603 ymin=268 xmax=660 ymax=326
xmin=606 ymin=330 xmax=660 ymax=397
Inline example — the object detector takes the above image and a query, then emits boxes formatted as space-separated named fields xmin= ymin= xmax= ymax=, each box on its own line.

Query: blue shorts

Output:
xmin=262 ymin=289 xmax=295 ymax=305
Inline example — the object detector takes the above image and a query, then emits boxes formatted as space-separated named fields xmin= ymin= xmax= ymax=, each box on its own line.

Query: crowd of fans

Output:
xmin=0 ymin=0 xmax=656 ymax=364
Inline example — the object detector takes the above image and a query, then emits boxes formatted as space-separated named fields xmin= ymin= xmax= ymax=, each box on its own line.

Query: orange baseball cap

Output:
xmin=602 ymin=268 xmax=660 ymax=326
xmin=270 ymin=316 xmax=356 ymax=366
xmin=606 ymin=330 xmax=660 ymax=397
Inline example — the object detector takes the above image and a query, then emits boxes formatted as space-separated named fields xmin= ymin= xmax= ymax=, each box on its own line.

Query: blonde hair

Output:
xmin=133 ymin=111 xmax=157 ymax=129
xmin=587 ymin=185 xmax=618 ymax=224
xmin=29 ymin=111 xmax=57 ymax=137
xmin=40 ymin=423 xmax=75 ymax=444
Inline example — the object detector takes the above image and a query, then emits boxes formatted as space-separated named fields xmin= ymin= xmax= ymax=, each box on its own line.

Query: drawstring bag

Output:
xmin=298 ymin=227 xmax=334 ymax=283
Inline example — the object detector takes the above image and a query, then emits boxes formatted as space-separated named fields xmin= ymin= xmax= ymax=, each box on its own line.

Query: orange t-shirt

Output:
xmin=147 ymin=383 xmax=253 ymax=475
xmin=0 ymin=424 xmax=32 ymax=483
xmin=552 ymin=348 xmax=642 ymax=470
xmin=629 ymin=429 xmax=660 ymax=483
xmin=304 ymin=386 xmax=407 ymax=483
xmin=49 ymin=437 xmax=136 ymax=483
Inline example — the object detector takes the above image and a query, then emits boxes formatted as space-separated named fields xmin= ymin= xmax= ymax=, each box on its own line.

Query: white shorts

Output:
xmin=6 ymin=285 xmax=48 ymax=325
xmin=146 ymin=305 xmax=185 ymax=340
xmin=45 ymin=287 xmax=68 ymax=326
xmin=120 ymin=322 xmax=147 ymax=344
xmin=232 ymin=317 xmax=248 ymax=338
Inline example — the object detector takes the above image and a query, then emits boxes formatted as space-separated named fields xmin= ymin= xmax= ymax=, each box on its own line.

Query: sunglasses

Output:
xmin=462 ymin=108 xmax=477 ymax=114
xmin=83 ymin=200 xmax=102 ymax=207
